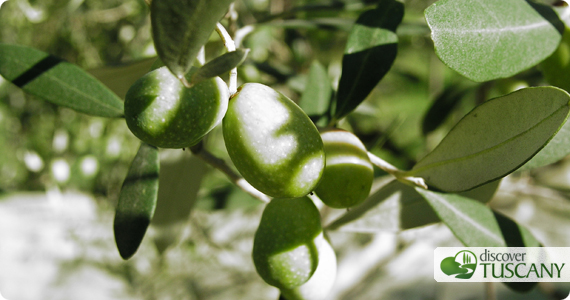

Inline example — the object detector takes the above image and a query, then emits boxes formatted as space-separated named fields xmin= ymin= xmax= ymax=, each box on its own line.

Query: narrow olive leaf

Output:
xmin=114 ymin=143 xmax=159 ymax=260
xmin=187 ymin=49 xmax=250 ymax=87
xmin=421 ymin=84 xmax=473 ymax=135
xmin=299 ymin=60 xmax=331 ymax=118
xmin=408 ymin=87 xmax=570 ymax=192
xmin=425 ymin=0 xmax=565 ymax=82
xmin=0 ymin=43 xmax=124 ymax=117
xmin=333 ymin=0 xmax=403 ymax=121
xmin=416 ymin=188 xmax=541 ymax=248
xmin=151 ymin=0 xmax=234 ymax=78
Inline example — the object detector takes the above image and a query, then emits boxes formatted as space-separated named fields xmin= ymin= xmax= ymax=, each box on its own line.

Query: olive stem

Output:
xmin=367 ymin=152 xmax=428 ymax=189
xmin=190 ymin=143 xmax=271 ymax=203
xmin=215 ymin=23 xmax=238 ymax=96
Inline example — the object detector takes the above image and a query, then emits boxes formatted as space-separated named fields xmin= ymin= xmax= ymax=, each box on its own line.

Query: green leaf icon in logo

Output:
xmin=440 ymin=250 xmax=477 ymax=279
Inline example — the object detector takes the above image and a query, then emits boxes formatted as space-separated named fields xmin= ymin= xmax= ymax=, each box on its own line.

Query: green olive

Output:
xmin=315 ymin=128 xmax=373 ymax=208
xmin=252 ymin=197 xmax=323 ymax=290
xmin=124 ymin=66 xmax=228 ymax=148
xmin=223 ymin=83 xmax=325 ymax=198
xmin=280 ymin=236 xmax=337 ymax=300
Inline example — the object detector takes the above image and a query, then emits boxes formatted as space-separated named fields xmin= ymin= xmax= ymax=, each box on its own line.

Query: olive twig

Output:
xmin=190 ymin=142 xmax=271 ymax=203
xmin=215 ymin=23 xmax=238 ymax=96
xmin=367 ymin=152 xmax=428 ymax=189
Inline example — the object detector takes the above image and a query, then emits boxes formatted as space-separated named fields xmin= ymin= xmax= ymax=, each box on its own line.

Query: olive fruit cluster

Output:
xmin=123 ymin=70 xmax=373 ymax=299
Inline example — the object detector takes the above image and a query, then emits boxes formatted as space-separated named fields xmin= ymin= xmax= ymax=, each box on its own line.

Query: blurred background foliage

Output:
xmin=1 ymin=0 xmax=570 ymax=299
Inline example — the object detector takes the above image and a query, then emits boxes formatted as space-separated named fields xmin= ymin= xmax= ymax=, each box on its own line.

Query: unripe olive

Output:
xmin=314 ymin=129 xmax=373 ymax=208
xmin=124 ymin=66 xmax=229 ymax=148
xmin=223 ymin=83 xmax=325 ymax=198
xmin=252 ymin=197 xmax=323 ymax=290
xmin=280 ymin=236 xmax=337 ymax=300
xmin=540 ymin=25 xmax=570 ymax=92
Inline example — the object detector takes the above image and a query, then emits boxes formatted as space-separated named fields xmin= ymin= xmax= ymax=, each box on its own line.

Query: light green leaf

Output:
xmin=187 ymin=49 xmax=249 ymax=87
xmin=151 ymin=0 xmax=234 ymax=78
xmin=333 ymin=0 xmax=403 ymax=121
xmin=425 ymin=0 xmax=565 ymax=82
xmin=416 ymin=188 xmax=540 ymax=248
xmin=0 ymin=43 xmax=124 ymax=117
xmin=114 ymin=143 xmax=160 ymax=260
xmin=408 ymin=87 xmax=570 ymax=192
xmin=299 ymin=60 xmax=331 ymax=119
xmin=416 ymin=188 xmax=505 ymax=247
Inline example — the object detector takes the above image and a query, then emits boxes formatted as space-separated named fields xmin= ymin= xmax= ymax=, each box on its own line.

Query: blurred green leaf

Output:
xmin=539 ymin=26 xmax=570 ymax=93
xmin=425 ymin=0 xmax=564 ymax=82
xmin=409 ymin=87 xmax=570 ymax=192
xmin=187 ymin=49 xmax=250 ymax=86
xmin=421 ymin=84 xmax=473 ymax=135
xmin=152 ymin=151 xmax=208 ymax=226
xmin=326 ymin=179 xmax=499 ymax=232
xmin=114 ymin=143 xmax=159 ymax=260
xmin=88 ymin=57 xmax=157 ymax=99
xmin=333 ymin=0 xmax=403 ymax=121
xmin=299 ymin=60 xmax=331 ymax=121
xmin=0 ymin=43 xmax=124 ymax=117
xmin=151 ymin=0 xmax=233 ymax=78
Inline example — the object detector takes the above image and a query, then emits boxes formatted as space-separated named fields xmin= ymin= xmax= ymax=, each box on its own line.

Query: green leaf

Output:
xmin=408 ymin=87 xmax=570 ymax=192
xmin=299 ymin=60 xmax=332 ymax=121
xmin=187 ymin=49 xmax=249 ymax=87
xmin=539 ymin=25 xmax=570 ymax=93
xmin=114 ymin=143 xmax=160 ymax=260
xmin=0 ymin=43 xmax=124 ymax=117
xmin=425 ymin=0 xmax=565 ymax=82
xmin=326 ymin=179 xmax=499 ymax=232
xmin=151 ymin=0 xmax=234 ymax=78
xmin=416 ymin=188 xmax=540 ymax=248
xmin=333 ymin=0 xmax=403 ymax=121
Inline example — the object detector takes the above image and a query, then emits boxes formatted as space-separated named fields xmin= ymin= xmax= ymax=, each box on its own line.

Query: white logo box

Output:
xmin=434 ymin=247 xmax=570 ymax=282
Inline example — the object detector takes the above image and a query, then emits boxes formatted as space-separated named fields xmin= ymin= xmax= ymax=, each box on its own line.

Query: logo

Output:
xmin=434 ymin=247 xmax=570 ymax=282
xmin=440 ymin=250 xmax=477 ymax=279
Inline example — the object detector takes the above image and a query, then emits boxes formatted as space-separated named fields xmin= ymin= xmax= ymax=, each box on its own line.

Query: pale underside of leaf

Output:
xmin=410 ymin=87 xmax=570 ymax=192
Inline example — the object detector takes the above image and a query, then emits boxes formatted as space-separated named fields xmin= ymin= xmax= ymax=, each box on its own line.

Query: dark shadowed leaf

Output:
xmin=425 ymin=0 xmax=565 ymax=82
xmin=0 ymin=43 xmax=124 ymax=117
xmin=299 ymin=60 xmax=332 ymax=120
xmin=421 ymin=84 xmax=473 ymax=135
xmin=187 ymin=49 xmax=249 ymax=86
xmin=151 ymin=0 xmax=234 ymax=78
xmin=408 ymin=87 xmax=570 ymax=192
xmin=114 ymin=143 xmax=160 ymax=260
xmin=333 ymin=0 xmax=403 ymax=121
